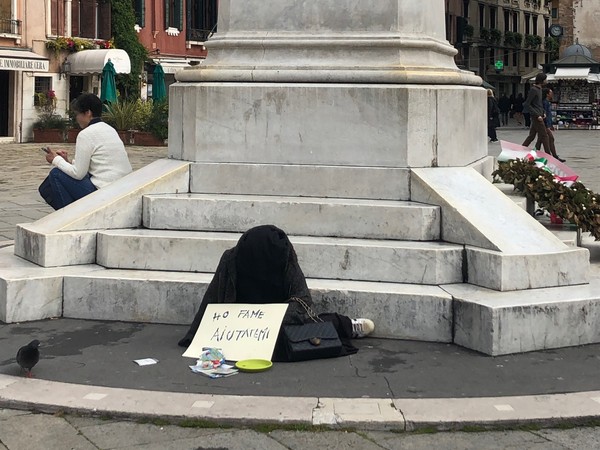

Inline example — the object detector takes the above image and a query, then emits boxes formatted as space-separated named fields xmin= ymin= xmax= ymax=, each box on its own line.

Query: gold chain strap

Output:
xmin=289 ymin=297 xmax=323 ymax=323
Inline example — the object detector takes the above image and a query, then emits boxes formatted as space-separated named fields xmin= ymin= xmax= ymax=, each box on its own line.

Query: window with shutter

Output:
xmin=177 ymin=0 xmax=183 ymax=30
xmin=165 ymin=0 xmax=183 ymax=31
xmin=98 ymin=1 xmax=111 ymax=39
xmin=71 ymin=0 xmax=80 ymax=37
xmin=134 ymin=0 xmax=145 ymax=27
xmin=50 ymin=0 xmax=64 ymax=36
xmin=79 ymin=0 xmax=95 ymax=38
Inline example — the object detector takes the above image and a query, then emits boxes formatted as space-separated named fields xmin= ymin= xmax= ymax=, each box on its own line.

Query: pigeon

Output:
xmin=16 ymin=340 xmax=40 ymax=378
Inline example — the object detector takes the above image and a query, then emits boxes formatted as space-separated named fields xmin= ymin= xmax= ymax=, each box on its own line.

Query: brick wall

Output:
xmin=557 ymin=0 xmax=574 ymax=57
xmin=556 ymin=0 xmax=600 ymax=61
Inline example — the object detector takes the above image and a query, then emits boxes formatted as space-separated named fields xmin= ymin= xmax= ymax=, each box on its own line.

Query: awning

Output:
xmin=0 ymin=49 xmax=49 ymax=72
xmin=520 ymin=68 xmax=542 ymax=84
xmin=554 ymin=67 xmax=590 ymax=79
xmin=67 ymin=49 xmax=131 ymax=75
xmin=481 ymin=80 xmax=496 ymax=90
xmin=152 ymin=58 xmax=202 ymax=73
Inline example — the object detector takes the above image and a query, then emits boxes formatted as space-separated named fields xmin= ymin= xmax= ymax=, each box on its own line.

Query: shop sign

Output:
xmin=0 ymin=57 xmax=49 ymax=72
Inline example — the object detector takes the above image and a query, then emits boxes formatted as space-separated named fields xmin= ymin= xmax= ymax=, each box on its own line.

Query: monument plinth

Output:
xmin=177 ymin=0 xmax=481 ymax=86
xmin=171 ymin=0 xmax=488 ymax=168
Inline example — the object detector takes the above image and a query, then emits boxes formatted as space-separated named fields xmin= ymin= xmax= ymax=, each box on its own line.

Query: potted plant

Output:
xmin=479 ymin=27 xmax=491 ymax=45
xmin=464 ymin=24 xmax=474 ymax=39
xmin=524 ymin=34 xmax=538 ymax=49
xmin=65 ymin=109 xmax=81 ymax=143
xmin=32 ymin=90 xmax=69 ymax=143
xmin=102 ymin=100 xmax=139 ymax=144
xmin=135 ymin=99 xmax=168 ymax=146
xmin=490 ymin=29 xmax=502 ymax=45
xmin=504 ymin=31 xmax=516 ymax=47
xmin=514 ymin=32 xmax=523 ymax=47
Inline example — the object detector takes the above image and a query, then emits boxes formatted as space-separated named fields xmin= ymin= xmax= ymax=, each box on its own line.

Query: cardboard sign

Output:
xmin=498 ymin=140 xmax=579 ymax=180
xmin=182 ymin=303 xmax=289 ymax=361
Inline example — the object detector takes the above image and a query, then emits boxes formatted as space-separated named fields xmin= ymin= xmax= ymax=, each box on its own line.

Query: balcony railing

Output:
xmin=0 ymin=18 xmax=21 ymax=35
xmin=187 ymin=27 xmax=214 ymax=42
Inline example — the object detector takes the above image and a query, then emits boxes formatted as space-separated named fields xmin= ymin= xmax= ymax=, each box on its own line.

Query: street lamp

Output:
xmin=59 ymin=59 xmax=71 ymax=80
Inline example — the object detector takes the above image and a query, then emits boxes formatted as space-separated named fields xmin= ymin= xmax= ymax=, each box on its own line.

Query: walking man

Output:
xmin=522 ymin=73 xmax=550 ymax=152
xmin=498 ymin=92 xmax=511 ymax=126
xmin=535 ymin=88 xmax=565 ymax=162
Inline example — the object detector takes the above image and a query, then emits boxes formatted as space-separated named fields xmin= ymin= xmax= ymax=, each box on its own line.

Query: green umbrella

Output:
xmin=100 ymin=59 xmax=117 ymax=104
xmin=153 ymin=63 xmax=167 ymax=102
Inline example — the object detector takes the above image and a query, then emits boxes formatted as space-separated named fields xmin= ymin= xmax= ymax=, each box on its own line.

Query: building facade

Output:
xmin=552 ymin=0 xmax=600 ymax=62
xmin=132 ymin=0 xmax=216 ymax=99
xmin=0 ymin=0 xmax=51 ymax=141
xmin=446 ymin=0 xmax=552 ymax=95
xmin=0 ymin=0 xmax=218 ymax=142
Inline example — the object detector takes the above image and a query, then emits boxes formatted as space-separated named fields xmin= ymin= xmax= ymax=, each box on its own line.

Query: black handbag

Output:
xmin=274 ymin=298 xmax=343 ymax=362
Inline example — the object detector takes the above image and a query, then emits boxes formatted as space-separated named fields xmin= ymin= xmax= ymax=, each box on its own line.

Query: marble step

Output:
xmin=142 ymin=194 xmax=441 ymax=241
xmin=96 ymin=230 xmax=464 ymax=285
xmin=447 ymin=279 xmax=600 ymax=355
xmin=189 ymin=162 xmax=411 ymax=200
xmin=4 ymin=246 xmax=600 ymax=356
xmin=0 ymin=246 xmax=102 ymax=323
xmin=62 ymin=268 xmax=454 ymax=343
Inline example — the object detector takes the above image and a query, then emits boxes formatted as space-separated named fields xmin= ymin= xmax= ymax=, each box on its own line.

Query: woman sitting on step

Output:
xmin=177 ymin=224 xmax=374 ymax=357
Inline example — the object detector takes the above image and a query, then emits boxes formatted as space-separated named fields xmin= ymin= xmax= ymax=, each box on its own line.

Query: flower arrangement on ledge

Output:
xmin=33 ymin=90 xmax=69 ymax=131
xmin=46 ymin=36 xmax=115 ymax=54
xmin=493 ymin=159 xmax=600 ymax=240
xmin=34 ymin=89 xmax=56 ymax=113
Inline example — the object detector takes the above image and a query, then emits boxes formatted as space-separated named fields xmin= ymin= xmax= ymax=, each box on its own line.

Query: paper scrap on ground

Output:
xmin=133 ymin=358 xmax=159 ymax=366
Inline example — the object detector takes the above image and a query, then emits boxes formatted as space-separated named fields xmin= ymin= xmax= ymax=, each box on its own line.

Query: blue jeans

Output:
xmin=45 ymin=167 xmax=97 ymax=209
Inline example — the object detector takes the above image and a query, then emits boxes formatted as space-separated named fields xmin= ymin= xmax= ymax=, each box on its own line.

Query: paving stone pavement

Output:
xmin=2 ymin=408 xmax=600 ymax=449
xmin=0 ymin=143 xmax=168 ymax=243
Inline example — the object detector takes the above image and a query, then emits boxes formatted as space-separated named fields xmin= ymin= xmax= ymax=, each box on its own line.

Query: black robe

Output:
xmin=177 ymin=225 xmax=357 ymax=356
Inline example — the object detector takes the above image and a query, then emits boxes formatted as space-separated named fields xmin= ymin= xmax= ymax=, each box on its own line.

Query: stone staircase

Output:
xmin=59 ymin=161 xmax=464 ymax=344
xmin=3 ymin=159 xmax=600 ymax=356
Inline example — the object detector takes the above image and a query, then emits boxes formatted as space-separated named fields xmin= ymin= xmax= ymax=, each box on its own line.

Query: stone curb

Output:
xmin=3 ymin=374 xmax=600 ymax=431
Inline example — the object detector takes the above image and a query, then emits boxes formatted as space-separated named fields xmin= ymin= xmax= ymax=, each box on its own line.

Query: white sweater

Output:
xmin=52 ymin=121 xmax=132 ymax=189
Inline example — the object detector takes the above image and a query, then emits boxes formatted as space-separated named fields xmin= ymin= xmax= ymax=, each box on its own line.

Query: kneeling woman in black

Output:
xmin=177 ymin=225 xmax=374 ymax=357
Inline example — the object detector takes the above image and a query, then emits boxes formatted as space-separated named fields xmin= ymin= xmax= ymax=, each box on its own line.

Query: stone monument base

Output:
xmin=2 ymin=160 xmax=597 ymax=356
xmin=169 ymin=83 xmax=487 ymax=168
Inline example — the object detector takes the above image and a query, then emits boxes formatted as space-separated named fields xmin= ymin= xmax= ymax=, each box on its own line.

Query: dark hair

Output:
xmin=542 ymin=88 xmax=551 ymax=98
xmin=71 ymin=93 xmax=103 ymax=118
xmin=534 ymin=73 xmax=547 ymax=84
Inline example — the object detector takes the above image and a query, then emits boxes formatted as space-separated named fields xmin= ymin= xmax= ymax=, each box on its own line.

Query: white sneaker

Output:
xmin=351 ymin=318 xmax=374 ymax=338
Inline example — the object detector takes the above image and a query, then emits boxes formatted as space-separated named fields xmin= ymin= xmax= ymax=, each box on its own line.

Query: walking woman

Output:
xmin=487 ymin=89 xmax=500 ymax=142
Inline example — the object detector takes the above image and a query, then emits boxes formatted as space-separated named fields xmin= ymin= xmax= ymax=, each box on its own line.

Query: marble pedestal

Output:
xmin=169 ymin=83 xmax=487 ymax=168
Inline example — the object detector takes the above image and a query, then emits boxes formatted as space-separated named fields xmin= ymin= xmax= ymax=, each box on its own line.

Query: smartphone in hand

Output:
xmin=41 ymin=147 xmax=50 ymax=153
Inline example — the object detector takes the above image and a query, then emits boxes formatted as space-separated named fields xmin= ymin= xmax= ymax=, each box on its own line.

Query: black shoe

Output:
xmin=557 ymin=156 xmax=566 ymax=162
xmin=490 ymin=139 xmax=499 ymax=142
